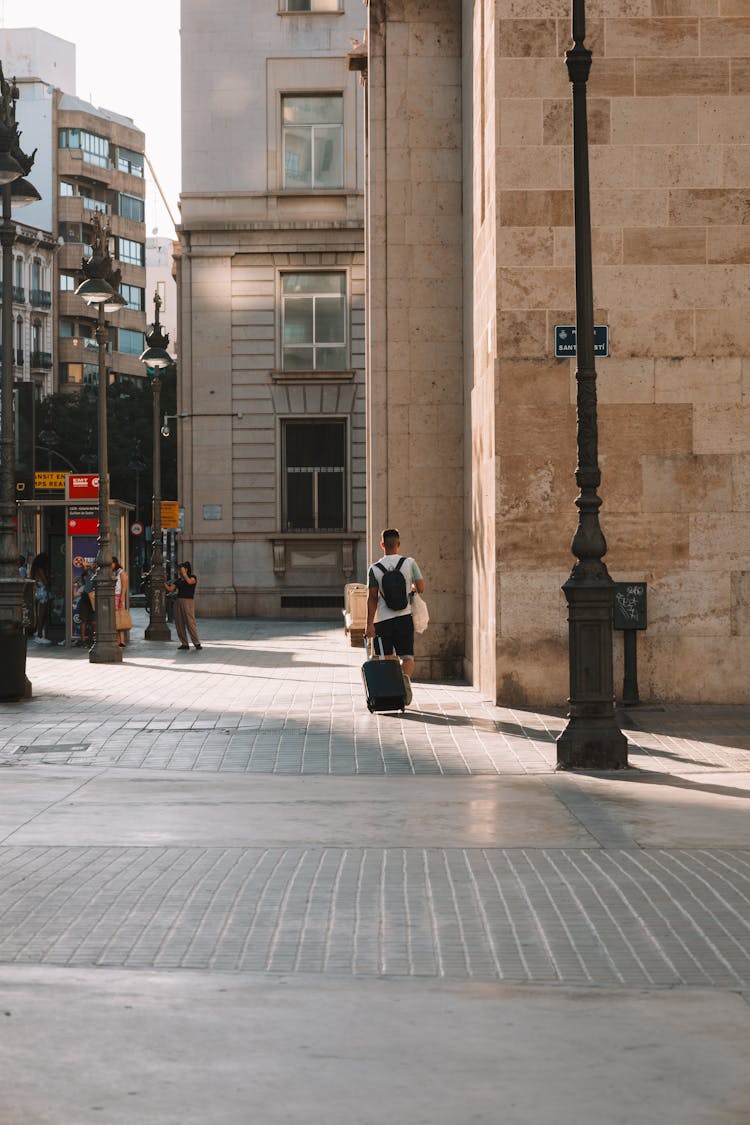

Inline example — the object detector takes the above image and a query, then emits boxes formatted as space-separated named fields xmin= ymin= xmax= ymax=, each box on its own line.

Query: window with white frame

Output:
xmin=282 ymin=0 xmax=342 ymax=10
xmin=282 ymin=419 xmax=347 ymax=532
xmin=116 ymin=237 xmax=145 ymax=266
xmin=281 ymin=271 xmax=347 ymax=371
xmin=282 ymin=94 xmax=343 ymax=190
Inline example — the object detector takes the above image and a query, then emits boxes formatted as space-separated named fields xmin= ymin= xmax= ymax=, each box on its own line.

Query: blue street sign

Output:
xmin=554 ymin=325 xmax=609 ymax=359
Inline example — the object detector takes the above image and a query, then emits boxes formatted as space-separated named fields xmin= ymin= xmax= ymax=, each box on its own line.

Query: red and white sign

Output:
xmin=68 ymin=517 xmax=99 ymax=536
xmin=131 ymin=521 xmax=144 ymax=536
xmin=66 ymin=474 xmax=100 ymax=501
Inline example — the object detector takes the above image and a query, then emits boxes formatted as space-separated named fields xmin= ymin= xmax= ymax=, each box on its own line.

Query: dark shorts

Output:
xmin=78 ymin=593 xmax=94 ymax=623
xmin=374 ymin=613 xmax=414 ymax=658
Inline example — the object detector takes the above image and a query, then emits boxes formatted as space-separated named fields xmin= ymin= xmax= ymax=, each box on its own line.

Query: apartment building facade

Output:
xmin=178 ymin=0 xmax=366 ymax=616
xmin=1 ymin=28 xmax=148 ymax=398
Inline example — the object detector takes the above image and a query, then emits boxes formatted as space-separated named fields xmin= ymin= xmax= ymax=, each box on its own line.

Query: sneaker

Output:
xmin=34 ymin=636 xmax=52 ymax=646
xmin=402 ymin=674 xmax=413 ymax=706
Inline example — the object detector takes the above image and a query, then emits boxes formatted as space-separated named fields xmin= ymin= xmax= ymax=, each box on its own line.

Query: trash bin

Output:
xmin=0 ymin=625 xmax=28 ymax=701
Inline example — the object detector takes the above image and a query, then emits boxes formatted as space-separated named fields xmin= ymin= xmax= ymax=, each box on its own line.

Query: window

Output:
xmin=60 ymin=362 xmax=98 ymax=386
xmin=118 ymin=193 xmax=144 ymax=222
xmin=32 ymin=321 xmax=42 ymax=352
xmin=282 ymin=420 xmax=346 ymax=531
xmin=31 ymin=259 xmax=41 ymax=290
xmin=283 ymin=0 xmax=342 ymax=8
xmin=59 ymin=128 xmax=110 ymax=167
xmin=282 ymin=272 xmax=347 ymax=371
xmin=117 ymin=147 xmax=144 ymax=177
xmin=14 ymin=256 xmax=22 ymax=286
xmin=59 ymin=181 xmax=74 ymax=196
xmin=58 ymin=127 xmax=80 ymax=149
xmin=121 ymin=283 xmax=145 ymax=312
xmin=116 ymin=237 xmax=145 ymax=266
xmin=117 ymin=328 xmax=145 ymax=356
xmin=282 ymin=94 xmax=343 ymax=189
xmin=59 ymin=273 xmax=77 ymax=292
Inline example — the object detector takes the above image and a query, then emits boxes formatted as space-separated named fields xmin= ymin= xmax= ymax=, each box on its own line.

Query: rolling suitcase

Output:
xmin=362 ymin=637 xmax=407 ymax=713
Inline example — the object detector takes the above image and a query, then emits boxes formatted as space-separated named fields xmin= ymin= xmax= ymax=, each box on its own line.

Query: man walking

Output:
xmin=365 ymin=528 xmax=424 ymax=705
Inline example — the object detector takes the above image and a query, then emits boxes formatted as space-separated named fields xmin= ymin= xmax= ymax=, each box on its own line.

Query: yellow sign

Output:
xmin=159 ymin=500 xmax=180 ymax=529
xmin=35 ymin=471 xmax=67 ymax=490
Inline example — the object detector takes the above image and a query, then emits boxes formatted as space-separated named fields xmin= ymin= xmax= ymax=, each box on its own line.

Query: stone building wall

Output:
xmin=493 ymin=3 xmax=750 ymax=704
xmin=366 ymin=0 xmax=465 ymax=679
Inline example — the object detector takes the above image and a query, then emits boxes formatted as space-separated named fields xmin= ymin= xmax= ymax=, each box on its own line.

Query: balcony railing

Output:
xmin=30 ymin=350 xmax=52 ymax=369
xmin=30 ymin=288 xmax=52 ymax=308
xmin=12 ymin=285 xmax=24 ymax=304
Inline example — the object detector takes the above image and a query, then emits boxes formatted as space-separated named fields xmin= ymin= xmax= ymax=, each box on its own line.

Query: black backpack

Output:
xmin=376 ymin=557 xmax=408 ymax=610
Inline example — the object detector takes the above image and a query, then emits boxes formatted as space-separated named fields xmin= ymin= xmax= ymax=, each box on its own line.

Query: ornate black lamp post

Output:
xmin=140 ymin=291 xmax=173 ymax=641
xmin=75 ymin=214 xmax=125 ymax=665
xmin=0 ymin=65 xmax=39 ymax=701
xmin=556 ymin=0 xmax=628 ymax=770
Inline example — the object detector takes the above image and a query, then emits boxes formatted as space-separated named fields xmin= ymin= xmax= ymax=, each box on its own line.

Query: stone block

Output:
xmin=606 ymin=18 xmax=699 ymax=56
xmin=693 ymin=405 xmax=750 ymax=453
xmin=670 ymin=187 xmax=750 ymax=225
xmin=732 ymin=58 xmax=750 ymax=94
xmin=498 ymin=99 xmax=543 ymax=146
xmin=699 ymin=17 xmax=750 ymax=56
xmin=592 ymin=357 xmax=656 ymax=404
xmin=497 ymin=358 xmax=570 ymax=404
xmin=497 ymin=19 xmax=558 ymax=57
xmin=495 ymin=636 xmax=568 ymax=709
xmin=690 ymin=512 xmax=750 ymax=569
xmin=696 ymin=308 xmax=750 ymax=354
xmin=496 ymin=404 xmax=577 ymax=459
xmin=638 ymin=634 xmax=750 ymax=702
xmin=723 ymin=144 xmax=750 ymax=186
xmin=634 ymin=144 xmax=725 ymax=188
xmin=499 ymin=189 xmax=573 ymax=226
xmin=604 ymin=513 xmax=690 ymax=572
xmin=497 ymin=310 xmax=548 ymax=356
xmin=560 ymin=147 xmax=636 ymax=191
xmin=599 ymin=404 xmax=694 ymax=457
xmin=590 ymin=189 xmax=668 ymax=226
xmin=731 ymin=455 xmax=750 ymax=510
xmin=645 ymin=571 xmax=730 ymax=636
xmin=496 ymin=146 xmax=562 ymax=188
xmin=498 ymin=571 xmax=569 ymax=639
xmin=499 ymin=267 xmax=574 ymax=309
xmin=496 ymin=514 xmax=574 ymax=571
xmin=587 ymin=59 xmax=636 ymax=98
xmin=554 ymin=226 xmax=623 ymax=265
xmin=611 ymin=97 xmax=698 ymax=145
xmin=636 ymin=59 xmax=729 ymax=95
xmin=641 ymin=453 xmax=733 ymax=512
xmin=652 ymin=0 xmax=722 ymax=14
xmin=623 ymin=228 xmax=706 ymax=265
xmin=598 ymin=454 xmax=644 ymax=512
xmin=597 ymin=264 xmax=749 ymax=310
xmin=542 ymin=99 xmax=611 ymax=146
xmin=663 ymin=356 xmax=743 ymax=402
xmin=699 ymin=95 xmax=750 ymax=144
xmin=607 ymin=309 xmax=695 ymax=358
xmin=497 ymin=58 xmax=571 ymax=99
xmin=498 ymin=227 xmax=554 ymax=267
xmin=730 ymin=571 xmax=750 ymax=635
xmin=496 ymin=453 xmax=572 ymax=519
xmin=707 ymin=226 xmax=750 ymax=263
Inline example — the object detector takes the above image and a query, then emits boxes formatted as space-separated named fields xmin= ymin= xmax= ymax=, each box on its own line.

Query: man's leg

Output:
xmin=173 ymin=600 xmax=188 ymax=646
xmin=183 ymin=601 xmax=200 ymax=647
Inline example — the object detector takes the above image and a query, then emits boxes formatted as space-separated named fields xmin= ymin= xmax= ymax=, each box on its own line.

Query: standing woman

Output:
xmin=29 ymin=553 xmax=52 ymax=645
xmin=165 ymin=561 xmax=202 ymax=651
xmin=111 ymin=556 xmax=130 ymax=648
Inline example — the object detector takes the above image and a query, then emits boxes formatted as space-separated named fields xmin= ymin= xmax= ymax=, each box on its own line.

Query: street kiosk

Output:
xmin=18 ymin=472 xmax=132 ymax=648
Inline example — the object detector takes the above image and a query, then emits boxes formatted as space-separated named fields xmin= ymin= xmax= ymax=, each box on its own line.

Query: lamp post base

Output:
xmin=0 ymin=578 xmax=31 ymax=701
xmin=145 ymin=620 xmax=171 ymax=642
xmin=89 ymin=641 xmax=123 ymax=665
xmin=556 ymin=575 xmax=628 ymax=770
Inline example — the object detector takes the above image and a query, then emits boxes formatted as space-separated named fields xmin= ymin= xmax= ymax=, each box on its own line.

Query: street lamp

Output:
xmin=0 ymin=63 xmax=37 ymax=702
xmin=556 ymin=0 xmax=627 ymax=769
xmin=139 ymin=290 xmax=173 ymax=641
xmin=75 ymin=213 xmax=124 ymax=665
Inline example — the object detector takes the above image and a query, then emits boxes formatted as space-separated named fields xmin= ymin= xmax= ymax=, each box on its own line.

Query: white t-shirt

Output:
xmin=368 ymin=555 xmax=423 ymax=622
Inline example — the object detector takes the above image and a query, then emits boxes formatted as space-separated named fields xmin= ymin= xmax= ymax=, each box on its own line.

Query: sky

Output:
xmin=0 ymin=0 xmax=181 ymax=237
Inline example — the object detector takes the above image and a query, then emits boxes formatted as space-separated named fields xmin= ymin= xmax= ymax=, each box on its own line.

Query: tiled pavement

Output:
xmin=0 ymin=614 xmax=748 ymax=989
xmin=2 ymin=615 xmax=750 ymax=1122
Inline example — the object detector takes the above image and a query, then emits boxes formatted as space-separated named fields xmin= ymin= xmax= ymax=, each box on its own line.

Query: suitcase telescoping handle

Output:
xmin=363 ymin=635 xmax=385 ymax=660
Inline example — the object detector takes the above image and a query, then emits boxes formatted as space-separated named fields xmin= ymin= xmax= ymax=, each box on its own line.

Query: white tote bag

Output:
xmin=411 ymin=592 xmax=429 ymax=634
